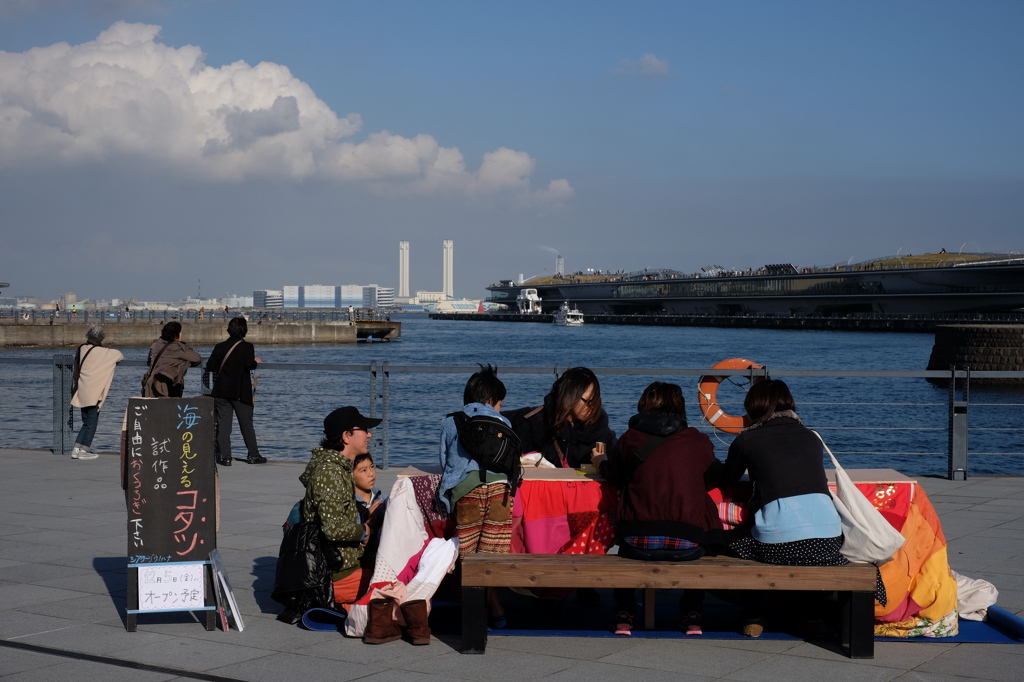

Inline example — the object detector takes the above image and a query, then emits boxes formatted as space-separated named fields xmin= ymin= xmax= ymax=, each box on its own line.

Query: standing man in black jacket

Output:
xmin=206 ymin=317 xmax=266 ymax=465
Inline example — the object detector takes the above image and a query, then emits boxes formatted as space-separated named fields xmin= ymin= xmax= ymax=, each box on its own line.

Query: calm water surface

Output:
xmin=2 ymin=316 xmax=1021 ymax=475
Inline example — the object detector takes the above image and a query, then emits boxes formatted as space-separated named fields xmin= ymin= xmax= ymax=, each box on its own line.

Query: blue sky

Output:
xmin=1 ymin=1 xmax=1022 ymax=301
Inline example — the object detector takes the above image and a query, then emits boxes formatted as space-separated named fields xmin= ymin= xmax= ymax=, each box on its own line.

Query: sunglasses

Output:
xmin=579 ymin=396 xmax=595 ymax=407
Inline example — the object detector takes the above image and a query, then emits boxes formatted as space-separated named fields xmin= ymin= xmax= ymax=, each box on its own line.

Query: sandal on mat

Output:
xmin=681 ymin=611 xmax=702 ymax=636
xmin=613 ymin=610 xmax=633 ymax=636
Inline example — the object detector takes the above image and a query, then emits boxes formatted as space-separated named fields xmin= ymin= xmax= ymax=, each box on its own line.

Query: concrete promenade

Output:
xmin=1 ymin=447 xmax=1022 ymax=681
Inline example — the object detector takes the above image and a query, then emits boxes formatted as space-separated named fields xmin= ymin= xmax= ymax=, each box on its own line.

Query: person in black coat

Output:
xmin=505 ymin=367 xmax=617 ymax=469
xmin=504 ymin=367 xmax=617 ymax=608
xmin=206 ymin=317 xmax=265 ymax=465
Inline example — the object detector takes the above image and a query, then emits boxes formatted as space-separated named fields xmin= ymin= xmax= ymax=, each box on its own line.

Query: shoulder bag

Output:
xmin=140 ymin=340 xmax=174 ymax=396
xmin=814 ymin=431 xmax=906 ymax=564
xmin=72 ymin=343 xmax=97 ymax=398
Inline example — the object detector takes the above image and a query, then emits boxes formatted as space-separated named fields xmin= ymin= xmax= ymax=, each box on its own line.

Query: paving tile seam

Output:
xmin=0 ymin=639 xmax=254 ymax=681
xmin=5 ymin=624 xmax=80 ymax=640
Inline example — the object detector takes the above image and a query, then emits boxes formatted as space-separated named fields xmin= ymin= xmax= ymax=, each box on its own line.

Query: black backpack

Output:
xmin=449 ymin=412 xmax=524 ymax=494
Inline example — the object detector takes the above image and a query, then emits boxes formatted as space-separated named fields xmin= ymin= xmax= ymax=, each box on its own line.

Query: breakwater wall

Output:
xmin=0 ymin=319 xmax=400 ymax=348
xmin=927 ymin=325 xmax=1024 ymax=385
xmin=429 ymin=312 xmax=1020 ymax=333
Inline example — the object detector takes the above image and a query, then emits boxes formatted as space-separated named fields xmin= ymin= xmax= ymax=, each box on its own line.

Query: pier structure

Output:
xmin=429 ymin=311 xmax=1024 ymax=333
xmin=0 ymin=319 xmax=401 ymax=348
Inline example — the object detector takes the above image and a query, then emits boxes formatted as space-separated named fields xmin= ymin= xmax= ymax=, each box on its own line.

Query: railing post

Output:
xmin=948 ymin=366 xmax=969 ymax=480
xmin=52 ymin=353 xmax=75 ymax=455
xmin=368 ymin=360 xmax=377 ymax=458
xmin=381 ymin=361 xmax=390 ymax=469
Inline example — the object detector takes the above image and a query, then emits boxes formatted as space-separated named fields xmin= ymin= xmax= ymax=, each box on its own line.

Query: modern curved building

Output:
xmin=486 ymin=253 xmax=1024 ymax=316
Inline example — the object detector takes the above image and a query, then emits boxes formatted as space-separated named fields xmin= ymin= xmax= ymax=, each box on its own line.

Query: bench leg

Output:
xmin=840 ymin=590 xmax=874 ymax=659
xmin=461 ymin=586 xmax=488 ymax=654
xmin=642 ymin=588 xmax=655 ymax=630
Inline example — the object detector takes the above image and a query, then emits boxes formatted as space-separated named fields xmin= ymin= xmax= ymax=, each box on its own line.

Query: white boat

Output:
xmin=553 ymin=301 xmax=584 ymax=326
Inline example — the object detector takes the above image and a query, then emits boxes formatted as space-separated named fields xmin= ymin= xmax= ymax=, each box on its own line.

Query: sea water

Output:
xmin=2 ymin=315 xmax=1021 ymax=475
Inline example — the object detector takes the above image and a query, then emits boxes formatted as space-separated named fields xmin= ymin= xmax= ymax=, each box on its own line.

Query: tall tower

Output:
xmin=442 ymin=239 xmax=454 ymax=298
xmin=399 ymin=241 xmax=410 ymax=298
xmin=555 ymin=255 xmax=564 ymax=276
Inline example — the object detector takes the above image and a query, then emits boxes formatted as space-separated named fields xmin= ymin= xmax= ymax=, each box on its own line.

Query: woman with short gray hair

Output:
xmin=70 ymin=324 xmax=124 ymax=460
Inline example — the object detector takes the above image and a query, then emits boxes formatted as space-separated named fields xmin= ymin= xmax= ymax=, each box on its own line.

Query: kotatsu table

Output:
xmin=388 ymin=465 xmax=957 ymax=637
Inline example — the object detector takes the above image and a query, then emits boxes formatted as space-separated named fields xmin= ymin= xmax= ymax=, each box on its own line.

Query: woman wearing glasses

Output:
xmin=506 ymin=367 xmax=616 ymax=469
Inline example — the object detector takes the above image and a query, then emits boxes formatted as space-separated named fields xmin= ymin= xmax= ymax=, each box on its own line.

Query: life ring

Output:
xmin=698 ymin=358 xmax=764 ymax=434
xmin=22 ymin=313 xmax=30 ymax=320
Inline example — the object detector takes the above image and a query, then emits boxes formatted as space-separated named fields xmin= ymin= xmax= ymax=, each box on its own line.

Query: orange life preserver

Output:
xmin=698 ymin=358 xmax=764 ymax=434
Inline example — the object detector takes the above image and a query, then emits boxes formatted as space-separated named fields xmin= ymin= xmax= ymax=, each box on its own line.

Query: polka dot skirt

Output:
xmin=730 ymin=534 xmax=886 ymax=605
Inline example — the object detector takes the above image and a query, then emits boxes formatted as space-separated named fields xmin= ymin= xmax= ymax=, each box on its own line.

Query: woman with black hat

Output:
xmin=299 ymin=406 xmax=381 ymax=614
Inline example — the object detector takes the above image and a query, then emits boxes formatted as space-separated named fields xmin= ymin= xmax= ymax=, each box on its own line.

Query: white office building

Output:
xmin=253 ymin=290 xmax=284 ymax=308
xmin=363 ymin=285 xmax=395 ymax=309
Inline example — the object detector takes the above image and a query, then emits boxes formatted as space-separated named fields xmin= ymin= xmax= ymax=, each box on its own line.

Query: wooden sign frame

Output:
xmin=123 ymin=397 xmax=218 ymax=632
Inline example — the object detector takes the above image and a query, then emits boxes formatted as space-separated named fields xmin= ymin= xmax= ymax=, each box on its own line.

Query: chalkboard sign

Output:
xmin=124 ymin=397 xmax=217 ymax=562
xmin=124 ymin=397 xmax=217 ymax=631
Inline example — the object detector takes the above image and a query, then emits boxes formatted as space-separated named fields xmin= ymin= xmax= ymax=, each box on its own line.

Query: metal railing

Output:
xmin=0 ymin=308 xmax=397 ymax=324
xmin=2 ymin=356 xmax=1023 ymax=480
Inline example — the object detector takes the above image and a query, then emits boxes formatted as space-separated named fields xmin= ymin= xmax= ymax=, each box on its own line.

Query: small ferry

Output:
xmin=553 ymin=301 xmax=584 ymax=326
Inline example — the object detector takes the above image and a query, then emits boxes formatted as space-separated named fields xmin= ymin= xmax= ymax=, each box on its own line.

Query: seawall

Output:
xmin=429 ymin=312 xmax=1024 ymax=333
xmin=0 ymin=319 xmax=400 ymax=348
xmin=927 ymin=324 xmax=1024 ymax=385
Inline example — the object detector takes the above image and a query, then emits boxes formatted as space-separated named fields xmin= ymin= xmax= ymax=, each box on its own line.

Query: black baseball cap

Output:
xmin=323 ymin=406 xmax=382 ymax=440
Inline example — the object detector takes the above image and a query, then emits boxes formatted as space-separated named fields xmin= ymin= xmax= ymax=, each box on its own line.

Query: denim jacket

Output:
xmin=437 ymin=402 xmax=510 ymax=512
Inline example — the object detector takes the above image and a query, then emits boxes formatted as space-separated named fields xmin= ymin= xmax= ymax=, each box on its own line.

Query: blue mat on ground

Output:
xmin=301 ymin=607 xmax=347 ymax=632
xmin=430 ymin=591 xmax=1024 ymax=644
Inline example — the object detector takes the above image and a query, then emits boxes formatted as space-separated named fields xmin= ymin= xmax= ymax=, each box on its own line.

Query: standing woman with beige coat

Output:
xmin=71 ymin=324 xmax=124 ymax=459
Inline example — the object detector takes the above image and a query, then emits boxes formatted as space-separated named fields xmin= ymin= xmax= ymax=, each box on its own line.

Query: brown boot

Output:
xmin=363 ymin=598 xmax=401 ymax=644
xmin=400 ymin=599 xmax=431 ymax=645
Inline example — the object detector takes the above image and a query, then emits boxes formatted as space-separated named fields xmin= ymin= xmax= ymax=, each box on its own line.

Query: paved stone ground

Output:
xmin=1 ymin=447 xmax=1022 ymax=681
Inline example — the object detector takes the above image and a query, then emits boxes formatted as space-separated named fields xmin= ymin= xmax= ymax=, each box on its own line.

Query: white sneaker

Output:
xmin=76 ymin=447 xmax=98 ymax=460
xmin=71 ymin=445 xmax=82 ymax=459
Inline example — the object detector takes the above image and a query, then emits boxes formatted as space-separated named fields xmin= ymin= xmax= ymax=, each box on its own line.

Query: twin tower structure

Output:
xmin=399 ymin=240 xmax=453 ymax=299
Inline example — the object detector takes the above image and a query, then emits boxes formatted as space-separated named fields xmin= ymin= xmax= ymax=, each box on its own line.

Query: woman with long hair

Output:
xmin=506 ymin=367 xmax=616 ymax=469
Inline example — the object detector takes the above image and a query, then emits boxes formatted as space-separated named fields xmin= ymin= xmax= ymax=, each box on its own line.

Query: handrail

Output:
xmin=2 ymin=356 xmax=1022 ymax=480
xmin=3 ymin=356 xmax=1023 ymax=381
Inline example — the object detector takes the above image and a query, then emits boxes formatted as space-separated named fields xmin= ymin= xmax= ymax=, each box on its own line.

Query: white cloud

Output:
xmin=0 ymin=22 xmax=571 ymax=203
xmin=614 ymin=53 xmax=672 ymax=77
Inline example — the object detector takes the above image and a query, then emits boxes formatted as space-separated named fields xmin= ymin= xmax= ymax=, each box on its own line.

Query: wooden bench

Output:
xmin=460 ymin=553 xmax=877 ymax=658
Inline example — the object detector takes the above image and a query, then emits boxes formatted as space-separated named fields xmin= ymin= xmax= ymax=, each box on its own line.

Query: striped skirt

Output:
xmin=455 ymin=482 xmax=512 ymax=557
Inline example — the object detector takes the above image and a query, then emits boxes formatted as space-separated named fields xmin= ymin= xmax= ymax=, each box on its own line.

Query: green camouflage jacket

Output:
xmin=300 ymin=447 xmax=364 ymax=578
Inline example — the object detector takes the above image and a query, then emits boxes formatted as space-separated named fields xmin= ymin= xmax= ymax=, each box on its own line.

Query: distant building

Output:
xmin=222 ymin=295 xmax=253 ymax=308
xmin=338 ymin=285 xmax=364 ymax=308
xmin=283 ymin=286 xmax=301 ymax=308
xmin=282 ymin=284 xmax=379 ymax=308
xmin=415 ymin=290 xmax=447 ymax=303
xmin=253 ymin=290 xmax=284 ymax=308
xmin=556 ymin=255 xmax=564 ymax=276
xmin=363 ymin=285 xmax=395 ymax=309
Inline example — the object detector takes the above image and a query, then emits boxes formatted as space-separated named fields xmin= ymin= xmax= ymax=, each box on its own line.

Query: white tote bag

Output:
xmin=814 ymin=431 xmax=906 ymax=564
